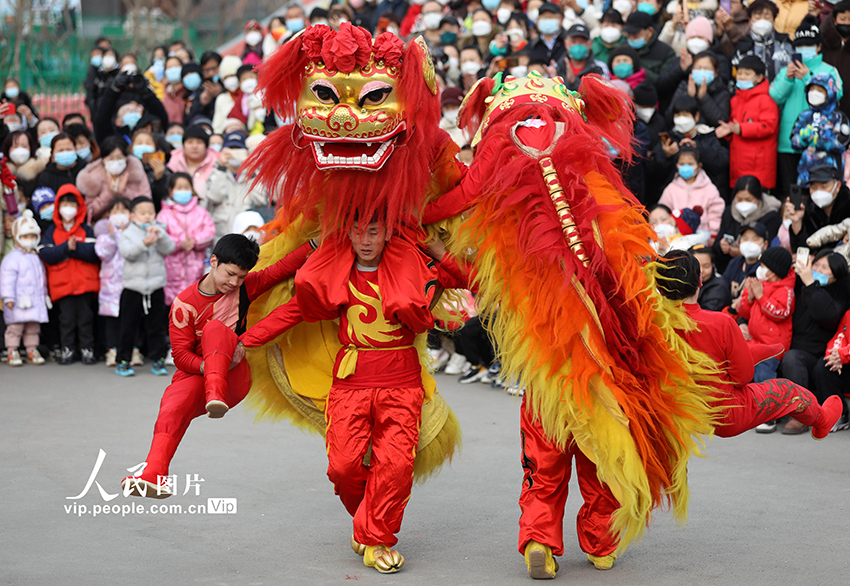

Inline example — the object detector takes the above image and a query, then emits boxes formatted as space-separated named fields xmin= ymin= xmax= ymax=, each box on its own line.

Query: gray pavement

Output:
xmin=2 ymin=361 xmax=849 ymax=585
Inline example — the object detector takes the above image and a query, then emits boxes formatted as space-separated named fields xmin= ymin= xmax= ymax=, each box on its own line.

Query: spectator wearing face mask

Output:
xmin=659 ymin=145 xmax=725 ymax=234
xmin=439 ymin=15 xmax=463 ymax=51
xmin=439 ymin=87 xmax=465 ymax=148
xmin=633 ymin=81 xmax=664 ymax=150
xmin=241 ymin=21 xmax=265 ymax=68
xmin=484 ymin=10 xmax=528 ymax=65
xmin=3 ymin=130 xmax=43 ymax=201
xmin=204 ymin=131 xmax=268 ymax=243
xmin=159 ymin=56 xmax=186 ymax=124
xmin=772 ymin=16 xmax=843 ymax=196
xmin=820 ymin=0 xmax=850 ymax=117
xmin=593 ymin=9 xmax=625 ymax=65
xmin=785 ymin=164 xmax=850 ymax=252
xmin=527 ymin=3 xmax=567 ymax=66
xmin=791 ymin=73 xmax=849 ymax=187
xmin=34 ymin=118 xmax=61 ymax=164
xmin=607 ymin=45 xmax=647 ymax=88
xmin=418 ymin=1 xmax=446 ymax=47
xmin=64 ymin=123 xmax=100 ymax=169
xmin=459 ymin=44 xmax=486 ymax=91
xmin=92 ymin=69 xmax=168 ymax=146
xmin=30 ymin=187 xmax=56 ymax=234
xmin=713 ymin=175 xmax=781 ymax=272
xmin=212 ymin=61 xmax=259 ymax=135
xmin=556 ymin=23 xmax=609 ymax=91
xmin=130 ymin=130 xmax=171 ymax=212
xmin=664 ymin=51 xmax=731 ymax=129
xmin=621 ymin=11 xmax=676 ymax=87
xmin=730 ymin=0 xmax=793 ymax=82
xmin=1 ymin=79 xmax=38 ymax=126
xmin=35 ymin=133 xmax=86 ymax=195
xmin=460 ymin=8 xmax=502 ymax=60
xmin=143 ymin=46 xmax=168 ymax=100
xmin=94 ymin=196 xmax=132 ymax=367
xmin=723 ymin=221 xmax=769 ymax=309
xmin=690 ymin=244 xmax=733 ymax=311
xmin=77 ymin=136 xmax=152 ymax=223
xmin=85 ymin=48 xmax=120 ymax=116
xmin=167 ymin=124 xmax=218 ymax=199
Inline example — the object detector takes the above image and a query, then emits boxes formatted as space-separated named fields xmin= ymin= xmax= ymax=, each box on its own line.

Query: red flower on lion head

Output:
xmin=300 ymin=23 xmax=405 ymax=73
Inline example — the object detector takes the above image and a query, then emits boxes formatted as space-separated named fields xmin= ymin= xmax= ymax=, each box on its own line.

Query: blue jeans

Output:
xmin=753 ymin=357 xmax=780 ymax=384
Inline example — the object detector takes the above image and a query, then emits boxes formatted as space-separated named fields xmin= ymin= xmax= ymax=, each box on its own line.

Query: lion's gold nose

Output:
xmin=328 ymin=105 xmax=359 ymax=132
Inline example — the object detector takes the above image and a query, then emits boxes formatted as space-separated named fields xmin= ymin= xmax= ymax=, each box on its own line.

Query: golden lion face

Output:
xmin=297 ymin=61 xmax=407 ymax=171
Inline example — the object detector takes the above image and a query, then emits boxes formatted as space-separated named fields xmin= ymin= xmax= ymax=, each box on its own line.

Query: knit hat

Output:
xmin=31 ymin=186 xmax=55 ymax=213
xmin=12 ymin=209 xmax=40 ymax=246
xmin=181 ymin=62 xmax=202 ymax=78
xmin=672 ymin=207 xmax=701 ymax=236
xmin=685 ymin=16 xmax=713 ymax=41
xmin=607 ymin=45 xmax=642 ymax=72
xmin=232 ymin=210 xmax=265 ymax=235
xmin=760 ymin=246 xmax=792 ymax=278
xmin=632 ymin=80 xmax=658 ymax=107
xmin=219 ymin=55 xmax=243 ymax=80
xmin=184 ymin=124 xmax=211 ymax=146
xmin=738 ymin=54 xmax=766 ymax=76
xmin=793 ymin=14 xmax=821 ymax=46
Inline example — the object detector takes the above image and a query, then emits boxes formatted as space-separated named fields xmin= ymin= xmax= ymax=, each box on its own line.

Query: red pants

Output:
xmin=518 ymin=394 xmax=619 ymax=558
xmin=715 ymin=378 xmax=825 ymax=438
xmin=140 ymin=320 xmax=251 ymax=483
xmin=325 ymin=385 xmax=423 ymax=547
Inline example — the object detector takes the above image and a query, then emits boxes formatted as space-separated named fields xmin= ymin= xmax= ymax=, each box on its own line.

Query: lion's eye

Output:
xmin=360 ymin=88 xmax=391 ymax=107
xmin=310 ymin=81 xmax=339 ymax=104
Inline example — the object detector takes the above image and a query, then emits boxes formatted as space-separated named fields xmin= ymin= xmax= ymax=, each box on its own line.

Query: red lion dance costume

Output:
xmin=239 ymin=24 xmax=468 ymax=573
xmin=439 ymin=72 xmax=721 ymax=578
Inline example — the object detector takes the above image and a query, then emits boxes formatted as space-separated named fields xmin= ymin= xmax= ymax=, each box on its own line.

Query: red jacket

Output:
xmin=37 ymin=184 xmax=100 ymax=301
xmin=737 ymin=270 xmax=796 ymax=358
xmin=825 ymin=309 xmax=850 ymax=364
xmin=726 ymin=80 xmax=779 ymax=189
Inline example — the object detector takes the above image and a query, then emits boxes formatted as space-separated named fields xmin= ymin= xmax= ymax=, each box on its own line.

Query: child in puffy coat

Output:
xmin=94 ymin=196 xmax=131 ymax=367
xmin=1 ymin=210 xmax=49 ymax=366
xmin=791 ymin=73 xmax=850 ymax=185
xmin=158 ymin=172 xmax=216 ymax=306
xmin=737 ymin=246 xmax=795 ymax=383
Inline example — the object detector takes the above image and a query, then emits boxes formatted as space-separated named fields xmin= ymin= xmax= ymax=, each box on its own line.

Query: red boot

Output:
xmin=812 ymin=396 xmax=843 ymax=440
xmin=203 ymin=349 xmax=232 ymax=418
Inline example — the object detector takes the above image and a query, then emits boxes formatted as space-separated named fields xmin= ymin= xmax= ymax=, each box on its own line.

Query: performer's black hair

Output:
xmin=656 ymin=249 xmax=700 ymax=301
xmin=212 ymin=233 xmax=261 ymax=270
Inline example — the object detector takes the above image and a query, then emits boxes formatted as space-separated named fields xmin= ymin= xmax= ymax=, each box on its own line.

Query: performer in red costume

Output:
xmin=122 ymin=234 xmax=315 ymax=497
xmin=656 ymin=249 xmax=843 ymax=439
xmin=240 ymin=220 xmax=470 ymax=574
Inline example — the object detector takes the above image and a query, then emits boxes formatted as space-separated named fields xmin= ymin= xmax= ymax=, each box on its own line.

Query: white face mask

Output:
xmin=223 ymin=76 xmax=240 ymax=92
xmin=510 ymin=65 xmax=528 ymax=78
xmin=811 ymin=186 xmax=837 ymax=208
xmin=59 ymin=206 xmax=78 ymax=222
xmin=686 ymin=37 xmax=709 ymax=55
xmin=245 ymin=31 xmax=263 ymax=46
xmin=497 ymin=7 xmax=512 ymax=24
xmin=751 ymin=19 xmax=773 ymax=37
xmin=735 ymin=201 xmax=758 ymax=217
xmin=240 ymin=78 xmax=258 ymax=95
xmin=447 ymin=57 xmax=459 ymax=73
xmin=121 ymin=64 xmax=138 ymax=75
xmin=101 ymin=55 xmax=117 ymax=70
xmin=635 ymin=106 xmax=655 ymax=123
xmin=506 ymin=28 xmax=526 ymax=41
xmin=613 ymin=0 xmax=633 ymax=16
xmin=443 ymin=109 xmax=459 ymax=124
xmin=755 ymin=265 xmax=769 ymax=281
xmin=9 ymin=147 xmax=30 ymax=165
xmin=654 ymin=223 xmax=677 ymax=238
xmin=471 ymin=20 xmax=493 ymax=37
xmin=673 ymin=115 xmax=696 ymax=134
xmin=527 ymin=8 xmax=539 ymax=22
xmin=808 ymin=89 xmax=827 ymax=107
xmin=18 ymin=237 xmax=39 ymax=251
xmin=461 ymin=61 xmax=482 ymax=75
xmin=739 ymin=240 xmax=763 ymax=260
xmin=110 ymin=213 xmax=130 ymax=229
xmin=600 ymin=26 xmax=622 ymax=44
xmin=105 ymin=158 xmax=127 ymax=176
xmin=423 ymin=11 xmax=442 ymax=30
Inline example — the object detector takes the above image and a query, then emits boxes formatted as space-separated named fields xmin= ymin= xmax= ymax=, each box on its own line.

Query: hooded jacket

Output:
xmin=157 ymin=196 xmax=216 ymax=305
xmin=791 ymin=73 xmax=850 ymax=185
xmin=726 ymin=79 xmax=780 ymax=189
xmin=118 ymin=217 xmax=176 ymax=296
xmin=770 ymin=53 xmax=844 ymax=154
xmin=738 ymin=268 xmax=796 ymax=357
xmin=38 ymin=184 xmax=100 ymax=301
xmin=659 ymin=168 xmax=726 ymax=233
xmin=166 ymin=147 xmax=219 ymax=200
xmin=76 ymin=156 xmax=153 ymax=223
xmin=205 ymin=166 xmax=269 ymax=244
xmin=0 ymin=247 xmax=49 ymax=324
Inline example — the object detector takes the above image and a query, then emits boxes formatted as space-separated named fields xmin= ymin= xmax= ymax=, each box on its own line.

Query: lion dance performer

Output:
xmin=435 ymin=72 xmax=722 ymax=578
xmin=235 ymin=24 xmax=468 ymax=573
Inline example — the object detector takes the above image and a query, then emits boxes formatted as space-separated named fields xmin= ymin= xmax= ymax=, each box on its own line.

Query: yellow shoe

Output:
xmin=351 ymin=535 xmax=366 ymax=556
xmin=524 ymin=541 xmax=559 ymax=579
xmin=587 ymin=553 xmax=617 ymax=570
xmin=363 ymin=544 xmax=404 ymax=574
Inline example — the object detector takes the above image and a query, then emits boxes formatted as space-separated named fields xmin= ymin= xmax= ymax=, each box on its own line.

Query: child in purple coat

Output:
xmin=1 ymin=210 xmax=49 ymax=366
xmin=94 ymin=197 xmax=131 ymax=367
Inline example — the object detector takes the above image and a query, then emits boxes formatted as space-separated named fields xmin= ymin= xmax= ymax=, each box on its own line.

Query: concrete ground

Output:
xmin=2 ymin=361 xmax=849 ymax=585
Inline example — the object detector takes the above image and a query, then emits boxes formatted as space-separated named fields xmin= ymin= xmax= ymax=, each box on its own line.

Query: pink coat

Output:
xmin=659 ymin=169 xmax=726 ymax=235
xmin=76 ymin=157 xmax=152 ymax=223
xmin=166 ymin=148 xmax=219 ymax=200
xmin=157 ymin=197 xmax=216 ymax=305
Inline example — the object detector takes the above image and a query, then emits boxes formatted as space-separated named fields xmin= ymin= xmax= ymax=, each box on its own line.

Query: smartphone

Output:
xmin=142 ymin=151 xmax=165 ymax=164
xmin=2 ymin=102 xmax=16 ymax=115
xmin=495 ymin=58 xmax=508 ymax=69
xmin=723 ymin=234 xmax=736 ymax=244
xmin=797 ymin=247 xmax=810 ymax=266
xmin=792 ymin=52 xmax=803 ymax=64
xmin=789 ymin=184 xmax=804 ymax=210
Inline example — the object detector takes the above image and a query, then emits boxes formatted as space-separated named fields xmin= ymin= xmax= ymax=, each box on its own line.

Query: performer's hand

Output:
xmin=230 ymin=342 xmax=245 ymax=369
xmin=425 ymin=237 xmax=448 ymax=262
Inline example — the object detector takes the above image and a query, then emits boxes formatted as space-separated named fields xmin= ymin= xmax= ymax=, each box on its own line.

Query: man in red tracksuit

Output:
xmin=240 ymin=221 xmax=469 ymax=575
xmin=656 ymin=249 xmax=843 ymax=439
xmin=122 ymin=234 xmax=314 ymax=497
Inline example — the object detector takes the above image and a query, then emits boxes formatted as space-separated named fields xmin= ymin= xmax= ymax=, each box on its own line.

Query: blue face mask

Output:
xmin=576 ymin=0 xmax=589 ymax=8
xmin=691 ymin=69 xmax=715 ymax=86
xmin=482 ymin=0 xmax=499 ymax=9
xmin=133 ymin=144 xmax=156 ymax=159
xmin=122 ymin=111 xmax=142 ymax=129
xmin=54 ymin=151 xmax=78 ymax=168
xmin=627 ymin=36 xmax=646 ymax=49
xmin=150 ymin=61 xmax=165 ymax=81
xmin=172 ymin=190 xmax=193 ymax=205
xmin=183 ymin=72 xmax=202 ymax=91
xmin=90 ymin=55 xmax=102 ymax=67
xmin=210 ymin=143 xmax=222 ymax=151
xmin=678 ymin=164 xmax=696 ymax=179
xmin=537 ymin=18 xmax=561 ymax=35
xmin=40 ymin=204 xmax=54 ymax=221
xmin=166 ymin=135 xmax=183 ymax=148
xmin=637 ymin=2 xmax=656 ymax=13
xmin=76 ymin=146 xmax=92 ymax=162
xmin=797 ymin=46 xmax=818 ymax=62
xmin=286 ymin=18 xmax=305 ymax=32
xmin=736 ymin=79 xmax=755 ymax=90
xmin=613 ymin=62 xmax=634 ymax=79
xmin=212 ymin=74 xmax=220 ymax=83
xmin=5 ymin=86 xmax=19 ymax=99
xmin=165 ymin=66 xmax=182 ymax=84
xmin=39 ymin=131 xmax=58 ymax=148
xmin=568 ymin=44 xmax=589 ymax=60
xmin=812 ymin=270 xmax=831 ymax=286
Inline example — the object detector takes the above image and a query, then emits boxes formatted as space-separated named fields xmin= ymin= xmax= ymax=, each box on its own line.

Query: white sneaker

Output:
xmin=459 ymin=365 xmax=487 ymax=384
xmin=130 ymin=347 xmax=144 ymax=367
xmin=506 ymin=384 xmax=525 ymax=396
xmin=164 ymin=348 xmax=174 ymax=366
xmin=755 ymin=421 xmax=777 ymax=434
xmin=444 ymin=353 xmax=469 ymax=375
xmin=105 ymin=348 xmax=117 ymax=367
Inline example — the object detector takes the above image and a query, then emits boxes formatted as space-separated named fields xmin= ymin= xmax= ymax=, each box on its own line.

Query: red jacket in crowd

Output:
xmin=738 ymin=270 xmax=796 ymax=358
xmin=825 ymin=309 xmax=850 ymax=364
xmin=726 ymin=79 xmax=779 ymax=189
